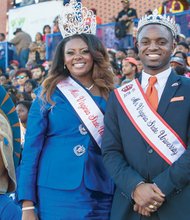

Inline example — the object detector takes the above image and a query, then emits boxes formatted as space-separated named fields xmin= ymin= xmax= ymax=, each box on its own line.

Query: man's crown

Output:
xmin=58 ymin=0 xmax=97 ymax=38
xmin=137 ymin=9 xmax=178 ymax=38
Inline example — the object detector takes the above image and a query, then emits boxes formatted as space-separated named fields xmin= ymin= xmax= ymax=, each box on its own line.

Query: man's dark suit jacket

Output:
xmin=102 ymin=70 xmax=190 ymax=220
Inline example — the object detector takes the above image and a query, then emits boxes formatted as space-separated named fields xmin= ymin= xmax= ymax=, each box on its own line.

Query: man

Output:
xmin=30 ymin=64 xmax=46 ymax=86
xmin=10 ymin=28 xmax=32 ymax=68
xmin=102 ymin=9 xmax=190 ymax=220
xmin=114 ymin=0 xmax=137 ymax=49
xmin=121 ymin=57 xmax=138 ymax=84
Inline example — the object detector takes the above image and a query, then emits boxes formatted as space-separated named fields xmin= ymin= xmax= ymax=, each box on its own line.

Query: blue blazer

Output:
xmin=102 ymin=71 xmax=190 ymax=220
xmin=18 ymin=87 xmax=114 ymax=204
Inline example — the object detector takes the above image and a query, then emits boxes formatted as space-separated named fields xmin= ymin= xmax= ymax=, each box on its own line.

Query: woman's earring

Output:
xmin=64 ymin=65 xmax=66 ymax=69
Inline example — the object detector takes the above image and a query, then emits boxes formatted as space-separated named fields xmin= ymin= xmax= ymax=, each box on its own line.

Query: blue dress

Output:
xmin=0 ymin=195 xmax=21 ymax=220
xmin=18 ymin=87 xmax=114 ymax=220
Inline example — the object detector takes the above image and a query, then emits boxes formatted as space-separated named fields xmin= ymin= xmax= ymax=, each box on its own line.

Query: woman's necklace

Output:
xmin=85 ymin=83 xmax=94 ymax=90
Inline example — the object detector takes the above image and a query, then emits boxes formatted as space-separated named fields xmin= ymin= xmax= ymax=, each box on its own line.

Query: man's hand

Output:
xmin=133 ymin=183 xmax=165 ymax=209
xmin=133 ymin=204 xmax=151 ymax=216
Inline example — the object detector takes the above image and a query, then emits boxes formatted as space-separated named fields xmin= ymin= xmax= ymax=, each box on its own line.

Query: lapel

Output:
xmin=137 ymin=70 xmax=182 ymax=117
xmin=157 ymin=70 xmax=181 ymax=116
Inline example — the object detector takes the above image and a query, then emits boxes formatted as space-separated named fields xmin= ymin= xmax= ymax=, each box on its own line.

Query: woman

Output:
xmin=26 ymin=32 xmax=46 ymax=67
xmin=18 ymin=33 xmax=114 ymax=220
xmin=24 ymin=79 xmax=38 ymax=100
xmin=42 ymin=25 xmax=51 ymax=42
xmin=16 ymin=100 xmax=32 ymax=147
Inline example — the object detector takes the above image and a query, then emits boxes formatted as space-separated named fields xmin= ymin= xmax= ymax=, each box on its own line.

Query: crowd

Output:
xmin=0 ymin=0 xmax=189 ymax=219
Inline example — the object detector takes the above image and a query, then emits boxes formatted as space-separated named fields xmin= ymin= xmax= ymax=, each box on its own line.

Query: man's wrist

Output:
xmin=131 ymin=181 xmax=145 ymax=200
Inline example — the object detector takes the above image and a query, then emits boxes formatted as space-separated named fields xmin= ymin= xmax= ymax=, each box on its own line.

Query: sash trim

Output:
xmin=114 ymin=79 xmax=186 ymax=165
xmin=57 ymin=77 xmax=104 ymax=149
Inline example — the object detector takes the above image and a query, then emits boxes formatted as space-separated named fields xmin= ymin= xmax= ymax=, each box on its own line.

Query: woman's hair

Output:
xmin=15 ymin=68 xmax=31 ymax=78
xmin=43 ymin=25 xmax=51 ymax=35
xmin=16 ymin=100 xmax=32 ymax=112
xmin=35 ymin=32 xmax=43 ymax=41
xmin=41 ymin=33 xmax=114 ymax=104
xmin=24 ymin=79 xmax=38 ymax=90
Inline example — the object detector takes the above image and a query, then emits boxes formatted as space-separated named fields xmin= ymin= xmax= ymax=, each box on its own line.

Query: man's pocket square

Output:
xmin=170 ymin=96 xmax=184 ymax=102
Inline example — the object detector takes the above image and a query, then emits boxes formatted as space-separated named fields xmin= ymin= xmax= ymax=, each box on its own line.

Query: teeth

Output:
xmin=148 ymin=54 xmax=160 ymax=58
xmin=74 ymin=63 xmax=85 ymax=68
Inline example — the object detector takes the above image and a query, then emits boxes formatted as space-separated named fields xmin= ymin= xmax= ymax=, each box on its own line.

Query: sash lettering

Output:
xmin=57 ymin=77 xmax=104 ymax=148
xmin=115 ymin=79 xmax=186 ymax=165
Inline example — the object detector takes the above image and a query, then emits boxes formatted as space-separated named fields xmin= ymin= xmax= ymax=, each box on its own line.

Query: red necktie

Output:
xmin=146 ymin=76 xmax=158 ymax=110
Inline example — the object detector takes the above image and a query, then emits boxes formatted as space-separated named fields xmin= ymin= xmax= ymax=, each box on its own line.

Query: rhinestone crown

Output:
xmin=137 ymin=9 xmax=178 ymax=38
xmin=58 ymin=0 xmax=97 ymax=38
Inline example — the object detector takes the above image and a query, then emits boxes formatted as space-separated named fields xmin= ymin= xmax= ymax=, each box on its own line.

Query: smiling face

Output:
xmin=16 ymin=73 xmax=29 ymax=86
xmin=64 ymin=37 xmax=94 ymax=82
xmin=137 ymin=24 xmax=176 ymax=75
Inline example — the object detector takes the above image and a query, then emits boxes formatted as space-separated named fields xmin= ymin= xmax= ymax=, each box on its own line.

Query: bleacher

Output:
xmin=1 ymin=9 xmax=190 ymax=71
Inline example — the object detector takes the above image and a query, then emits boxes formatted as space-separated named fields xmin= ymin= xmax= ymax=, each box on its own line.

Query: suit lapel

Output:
xmin=157 ymin=70 xmax=181 ymax=116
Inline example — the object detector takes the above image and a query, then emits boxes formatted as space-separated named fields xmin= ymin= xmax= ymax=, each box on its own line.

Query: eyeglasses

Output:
xmin=16 ymin=75 xmax=27 ymax=79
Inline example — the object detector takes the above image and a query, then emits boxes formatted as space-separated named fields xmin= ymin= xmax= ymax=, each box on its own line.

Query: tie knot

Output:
xmin=149 ymin=76 xmax=157 ymax=86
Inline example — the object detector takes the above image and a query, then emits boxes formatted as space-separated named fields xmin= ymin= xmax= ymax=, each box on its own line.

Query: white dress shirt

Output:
xmin=141 ymin=67 xmax=172 ymax=102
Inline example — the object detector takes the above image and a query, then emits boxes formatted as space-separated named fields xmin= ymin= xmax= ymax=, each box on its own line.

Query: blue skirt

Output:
xmin=37 ymin=182 xmax=113 ymax=220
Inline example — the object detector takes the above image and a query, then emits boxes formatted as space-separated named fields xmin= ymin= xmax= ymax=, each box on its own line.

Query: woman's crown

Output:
xmin=137 ymin=9 xmax=178 ymax=38
xmin=58 ymin=0 xmax=97 ymax=38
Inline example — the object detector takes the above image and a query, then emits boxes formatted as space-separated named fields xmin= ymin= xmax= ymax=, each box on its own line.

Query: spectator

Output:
xmin=26 ymin=32 xmax=46 ymax=67
xmin=9 ymin=60 xmax=19 ymax=71
xmin=10 ymin=28 xmax=32 ymax=68
xmin=121 ymin=57 xmax=138 ymax=84
xmin=126 ymin=47 xmax=138 ymax=58
xmin=90 ymin=8 xmax=102 ymax=25
xmin=16 ymin=100 xmax=32 ymax=127
xmin=0 ymin=33 xmax=5 ymax=42
xmin=16 ymin=91 xmax=33 ymax=102
xmin=0 ymin=73 xmax=10 ymax=86
xmin=15 ymin=68 xmax=31 ymax=92
xmin=115 ymin=49 xmax=127 ymax=74
xmin=4 ymin=85 xmax=18 ymax=104
xmin=42 ymin=24 xmax=51 ymax=42
xmin=114 ymin=0 xmax=137 ymax=49
xmin=16 ymin=100 xmax=32 ymax=147
xmin=24 ymin=79 xmax=38 ymax=99
xmin=30 ymin=64 xmax=46 ymax=86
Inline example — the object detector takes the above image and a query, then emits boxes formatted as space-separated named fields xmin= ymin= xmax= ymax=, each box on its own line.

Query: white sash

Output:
xmin=57 ymin=77 xmax=104 ymax=148
xmin=115 ymin=79 xmax=186 ymax=165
